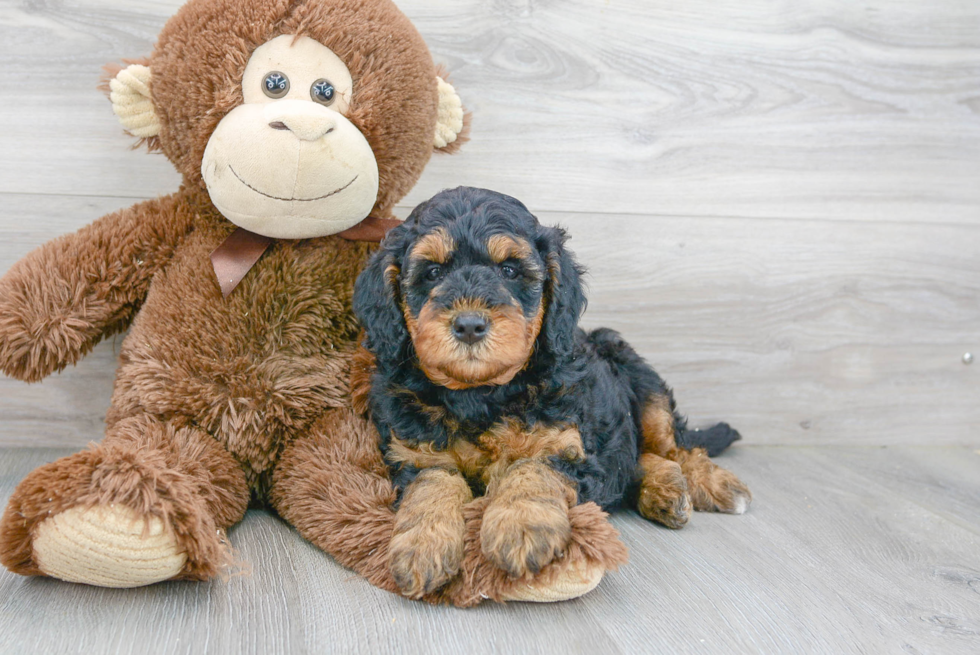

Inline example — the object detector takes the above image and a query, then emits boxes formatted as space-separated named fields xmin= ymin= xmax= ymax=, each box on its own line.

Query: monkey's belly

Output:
xmin=107 ymin=226 xmax=370 ymax=489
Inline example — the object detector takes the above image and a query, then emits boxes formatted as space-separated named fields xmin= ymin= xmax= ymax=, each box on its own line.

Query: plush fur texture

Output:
xmin=352 ymin=187 xmax=751 ymax=592
xmin=1 ymin=414 xmax=249 ymax=580
xmin=0 ymin=0 xmax=626 ymax=605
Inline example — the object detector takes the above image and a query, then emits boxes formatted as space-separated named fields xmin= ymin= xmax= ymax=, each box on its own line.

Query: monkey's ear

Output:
xmin=106 ymin=63 xmax=161 ymax=140
xmin=433 ymin=75 xmax=470 ymax=153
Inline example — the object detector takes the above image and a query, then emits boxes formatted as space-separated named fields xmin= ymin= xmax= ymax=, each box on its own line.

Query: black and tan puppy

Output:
xmin=352 ymin=187 xmax=751 ymax=598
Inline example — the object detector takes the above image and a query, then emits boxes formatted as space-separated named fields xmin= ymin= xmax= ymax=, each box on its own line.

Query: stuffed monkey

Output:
xmin=0 ymin=0 xmax=626 ymax=605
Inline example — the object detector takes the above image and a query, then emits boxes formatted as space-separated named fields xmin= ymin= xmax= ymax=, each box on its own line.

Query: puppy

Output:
xmin=352 ymin=187 xmax=751 ymax=598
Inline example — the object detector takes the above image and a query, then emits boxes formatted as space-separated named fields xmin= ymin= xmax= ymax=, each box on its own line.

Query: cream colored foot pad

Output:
xmin=33 ymin=504 xmax=187 ymax=588
xmin=501 ymin=559 xmax=605 ymax=603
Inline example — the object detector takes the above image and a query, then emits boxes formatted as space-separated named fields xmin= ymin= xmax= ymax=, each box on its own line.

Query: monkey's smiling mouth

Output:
xmin=228 ymin=166 xmax=357 ymax=202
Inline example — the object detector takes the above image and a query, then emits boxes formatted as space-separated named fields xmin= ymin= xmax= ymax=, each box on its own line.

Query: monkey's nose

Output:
xmin=452 ymin=312 xmax=489 ymax=345
xmin=268 ymin=115 xmax=335 ymax=141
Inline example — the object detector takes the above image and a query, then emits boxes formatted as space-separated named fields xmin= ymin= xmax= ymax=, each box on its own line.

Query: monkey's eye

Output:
xmin=500 ymin=263 xmax=520 ymax=280
xmin=262 ymin=72 xmax=290 ymax=98
xmin=311 ymin=79 xmax=336 ymax=105
xmin=424 ymin=264 xmax=443 ymax=282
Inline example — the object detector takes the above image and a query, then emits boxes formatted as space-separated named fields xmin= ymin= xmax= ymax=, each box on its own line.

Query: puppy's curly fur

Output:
xmin=353 ymin=187 xmax=750 ymax=596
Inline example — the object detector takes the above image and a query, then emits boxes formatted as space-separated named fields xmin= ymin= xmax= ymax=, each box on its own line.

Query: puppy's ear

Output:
xmin=353 ymin=227 xmax=411 ymax=367
xmin=537 ymin=225 xmax=587 ymax=361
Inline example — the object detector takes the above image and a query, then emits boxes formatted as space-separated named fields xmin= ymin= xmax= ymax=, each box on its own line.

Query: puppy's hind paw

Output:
xmin=674 ymin=448 xmax=752 ymax=514
xmin=700 ymin=469 xmax=752 ymax=515
xmin=636 ymin=455 xmax=691 ymax=529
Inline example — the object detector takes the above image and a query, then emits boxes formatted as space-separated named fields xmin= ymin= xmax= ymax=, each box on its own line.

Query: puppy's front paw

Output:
xmin=388 ymin=520 xmax=464 ymax=598
xmin=387 ymin=469 xmax=471 ymax=598
xmin=636 ymin=455 xmax=691 ymax=529
xmin=481 ymin=498 xmax=572 ymax=578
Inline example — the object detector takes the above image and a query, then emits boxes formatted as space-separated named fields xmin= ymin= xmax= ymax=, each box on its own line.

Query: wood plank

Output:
xmin=820 ymin=445 xmax=980 ymax=532
xmin=2 ymin=194 xmax=976 ymax=447
xmin=0 ymin=1 xmax=977 ymax=223
xmin=1 ymin=446 xmax=978 ymax=654
xmin=591 ymin=446 xmax=980 ymax=655
xmin=557 ymin=210 xmax=980 ymax=446
xmin=0 ymin=0 xmax=183 ymax=199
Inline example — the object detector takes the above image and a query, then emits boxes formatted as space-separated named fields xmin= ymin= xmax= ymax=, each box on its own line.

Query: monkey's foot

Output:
xmin=33 ymin=504 xmax=186 ymax=587
xmin=500 ymin=558 xmax=605 ymax=602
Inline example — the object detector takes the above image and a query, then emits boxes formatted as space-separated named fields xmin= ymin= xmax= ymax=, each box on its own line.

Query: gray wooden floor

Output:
xmin=1 ymin=446 xmax=978 ymax=654
xmin=0 ymin=0 xmax=978 ymax=653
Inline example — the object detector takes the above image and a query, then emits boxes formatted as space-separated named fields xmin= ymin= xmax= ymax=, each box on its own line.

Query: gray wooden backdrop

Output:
xmin=1 ymin=0 xmax=977 ymax=449
xmin=1 ymin=2 xmax=979 ymax=654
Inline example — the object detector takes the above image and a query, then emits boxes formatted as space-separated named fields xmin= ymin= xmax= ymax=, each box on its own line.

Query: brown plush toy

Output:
xmin=0 ymin=0 xmax=626 ymax=605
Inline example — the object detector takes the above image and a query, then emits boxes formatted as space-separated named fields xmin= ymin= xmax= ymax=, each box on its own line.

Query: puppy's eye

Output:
xmin=424 ymin=265 xmax=443 ymax=281
xmin=500 ymin=263 xmax=519 ymax=280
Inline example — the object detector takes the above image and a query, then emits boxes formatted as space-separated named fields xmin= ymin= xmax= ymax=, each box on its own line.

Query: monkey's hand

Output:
xmin=0 ymin=194 xmax=193 ymax=382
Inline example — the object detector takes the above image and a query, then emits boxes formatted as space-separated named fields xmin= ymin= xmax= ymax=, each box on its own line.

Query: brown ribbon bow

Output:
xmin=209 ymin=216 xmax=402 ymax=297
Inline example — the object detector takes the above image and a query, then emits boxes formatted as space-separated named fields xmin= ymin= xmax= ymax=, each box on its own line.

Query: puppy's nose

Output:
xmin=452 ymin=312 xmax=489 ymax=345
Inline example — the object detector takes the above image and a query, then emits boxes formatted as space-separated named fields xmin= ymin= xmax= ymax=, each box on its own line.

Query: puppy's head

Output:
xmin=354 ymin=187 xmax=585 ymax=389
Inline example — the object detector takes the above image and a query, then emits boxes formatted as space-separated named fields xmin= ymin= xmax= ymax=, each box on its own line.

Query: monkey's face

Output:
xmin=201 ymin=35 xmax=379 ymax=239
xmin=108 ymin=0 xmax=467 ymax=236
xmin=399 ymin=223 xmax=547 ymax=389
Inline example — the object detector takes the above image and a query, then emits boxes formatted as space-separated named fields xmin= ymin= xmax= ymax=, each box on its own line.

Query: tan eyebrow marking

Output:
xmin=410 ymin=228 xmax=455 ymax=264
xmin=487 ymin=234 xmax=533 ymax=264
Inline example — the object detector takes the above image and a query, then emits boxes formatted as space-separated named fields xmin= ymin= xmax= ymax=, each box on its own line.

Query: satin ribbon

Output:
xmin=209 ymin=216 xmax=402 ymax=297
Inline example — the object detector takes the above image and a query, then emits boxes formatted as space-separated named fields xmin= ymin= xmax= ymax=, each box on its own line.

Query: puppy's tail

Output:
xmin=586 ymin=327 xmax=742 ymax=457
xmin=675 ymin=423 xmax=741 ymax=457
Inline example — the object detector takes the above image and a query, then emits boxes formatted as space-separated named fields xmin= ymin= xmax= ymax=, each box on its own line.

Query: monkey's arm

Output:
xmin=0 ymin=194 xmax=195 ymax=382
